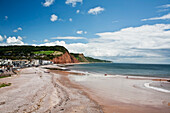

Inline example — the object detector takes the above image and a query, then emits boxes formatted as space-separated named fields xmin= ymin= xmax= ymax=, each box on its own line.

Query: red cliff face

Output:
xmin=52 ymin=51 xmax=79 ymax=64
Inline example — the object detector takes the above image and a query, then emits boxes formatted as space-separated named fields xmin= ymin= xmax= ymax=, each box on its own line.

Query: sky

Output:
xmin=0 ymin=0 xmax=170 ymax=64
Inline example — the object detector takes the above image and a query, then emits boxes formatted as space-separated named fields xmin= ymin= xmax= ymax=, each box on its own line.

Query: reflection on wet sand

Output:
xmin=68 ymin=73 xmax=170 ymax=113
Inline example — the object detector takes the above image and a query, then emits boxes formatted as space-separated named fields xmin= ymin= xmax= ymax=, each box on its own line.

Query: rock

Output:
xmin=51 ymin=51 xmax=79 ymax=64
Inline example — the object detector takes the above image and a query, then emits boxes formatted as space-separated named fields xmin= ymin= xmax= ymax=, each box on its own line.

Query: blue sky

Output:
xmin=0 ymin=0 xmax=170 ymax=64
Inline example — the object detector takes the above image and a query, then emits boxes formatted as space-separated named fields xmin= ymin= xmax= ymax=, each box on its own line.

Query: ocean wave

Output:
xmin=144 ymin=82 xmax=170 ymax=93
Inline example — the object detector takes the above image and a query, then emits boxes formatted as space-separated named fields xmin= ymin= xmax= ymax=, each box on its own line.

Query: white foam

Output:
xmin=68 ymin=74 xmax=89 ymax=81
xmin=144 ymin=82 xmax=170 ymax=93
xmin=68 ymin=70 xmax=89 ymax=75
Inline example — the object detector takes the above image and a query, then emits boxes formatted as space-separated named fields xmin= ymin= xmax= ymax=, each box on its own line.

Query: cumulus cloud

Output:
xmin=76 ymin=30 xmax=83 ymax=34
xmin=41 ymin=24 xmax=170 ymax=63
xmin=43 ymin=0 xmax=54 ymax=7
xmin=44 ymin=39 xmax=49 ymax=42
xmin=88 ymin=6 xmax=104 ymax=15
xmin=5 ymin=16 xmax=8 ymax=20
xmin=0 ymin=35 xmax=3 ymax=42
xmin=6 ymin=36 xmax=24 ymax=45
xmin=51 ymin=36 xmax=86 ymax=40
xmin=50 ymin=14 xmax=58 ymax=22
xmin=39 ymin=40 xmax=66 ymax=46
xmin=13 ymin=27 xmax=22 ymax=32
xmin=76 ymin=30 xmax=87 ymax=34
xmin=76 ymin=10 xmax=80 ymax=13
xmin=65 ymin=0 xmax=82 ymax=7
xmin=141 ymin=13 xmax=170 ymax=21
xmin=18 ymin=27 xmax=22 ymax=31
xmin=13 ymin=30 xmax=18 ymax=32
xmin=69 ymin=18 xmax=72 ymax=22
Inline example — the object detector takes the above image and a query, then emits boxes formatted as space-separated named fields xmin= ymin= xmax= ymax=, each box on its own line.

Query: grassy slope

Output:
xmin=0 ymin=45 xmax=67 ymax=60
xmin=71 ymin=53 xmax=112 ymax=63
xmin=33 ymin=51 xmax=55 ymax=55
xmin=0 ymin=46 xmax=112 ymax=62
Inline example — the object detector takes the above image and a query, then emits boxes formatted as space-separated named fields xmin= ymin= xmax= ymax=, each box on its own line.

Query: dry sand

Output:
xmin=0 ymin=67 xmax=102 ymax=113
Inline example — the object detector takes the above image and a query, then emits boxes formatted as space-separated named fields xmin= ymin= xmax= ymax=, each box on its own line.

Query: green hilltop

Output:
xmin=71 ymin=53 xmax=112 ymax=63
xmin=0 ymin=45 xmax=112 ymax=63
xmin=0 ymin=45 xmax=67 ymax=60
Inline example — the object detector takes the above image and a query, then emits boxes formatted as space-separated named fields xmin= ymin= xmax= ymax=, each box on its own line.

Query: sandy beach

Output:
xmin=0 ymin=66 xmax=102 ymax=113
xmin=68 ymin=72 xmax=170 ymax=113
xmin=0 ymin=65 xmax=170 ymax=113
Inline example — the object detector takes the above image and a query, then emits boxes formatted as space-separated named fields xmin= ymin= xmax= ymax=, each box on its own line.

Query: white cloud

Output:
xmin=76 ymin=30 xmax=83 ymax=34
xmin=0 ymin=35 xmax=3 ymax=41
xmin=44 ymin=39 xmax=49 ymax=42
xmin=51 ymin=36 xmax=86 ymax=40
xmin=4 ymin=35 xmax=7 ymax=39
xmin=32 ymin=40 xmax=37 ymax=42
xmin=157 ymin=4 xmax=170 ymax=12
xmin=69 ymin=18 xmax=72 ymax=22
xmin=41 ymin=24 xmax=170 ymax=63
xmin=13 ymin=27 xmax=22 ymax=32
xmin=65 ymin=0 xmax=82 ymax=7
xmin=157 ymin=9 xmax=169 ymax=12
xmin=18 ymin=27 xmax=22 ymax=31
xmin=159 ymin=4 xmax=170 ymax=8
xmin=76 ymin=10 xmax=80 ymax=13
xmin=58 ymin=18 xmax=64 ymax=21
xmin=76 ymin=30 xmax=87 ymax=34
xmin=13 ymin=30 xmax=18 ymax=32
xmin=43 ymin=0 xmax=54 ymax=7
xmin=112 ymin=20 xmax=119 ymax=23
xmin=50 ymin=14 xmax=58 ymax=22
xmin=5 ymin=16 xmax=8 ymax=20
xmin=141 ymin=13 xmax=170 ymax=21
xmin=39 ymin=40 xmax=66 ymax=46
xmin=88 ymin=6 xmax=104 ymax=15
xmin=17 ymin=36 xmax=22 ymax=40
xmin=6 ymin=36 xmax=24 ymax=45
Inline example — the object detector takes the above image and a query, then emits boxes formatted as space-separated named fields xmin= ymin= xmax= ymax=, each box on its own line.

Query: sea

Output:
xmin=68 ymin=63 xmax=170 ymax=78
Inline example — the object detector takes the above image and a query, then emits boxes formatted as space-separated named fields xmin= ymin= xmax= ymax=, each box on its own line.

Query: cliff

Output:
xmin=0 ymin=45 xmax=111 ymax=64
xmin=71 ymin=53 xmax=112 ymax=63
xmin=70 ymin=53 xmax=88 ymax=62
xmin=52 ymin=51 xmax=79 ymax=64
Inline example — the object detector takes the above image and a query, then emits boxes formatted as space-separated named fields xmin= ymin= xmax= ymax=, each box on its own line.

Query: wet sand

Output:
xmin=68 ymin=73 xmax=170 ymax=113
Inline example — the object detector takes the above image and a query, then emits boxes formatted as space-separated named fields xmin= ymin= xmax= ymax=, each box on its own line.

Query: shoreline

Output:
xmin=68 ymin=68 xmax=170 ymax=81
xmin=0 ymin=64 xmax=169 ymax=113
xmin=64 ymin=67 xmax=170 ymax=113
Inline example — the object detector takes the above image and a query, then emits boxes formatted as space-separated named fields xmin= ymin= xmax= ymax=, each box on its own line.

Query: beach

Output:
xmin=68 ymin=73 xmax=170 ymax=113
xmin=0 ymin=65 xmax=169 ymax=113
xmin=0 ymin=66 xmax=102 ymax=113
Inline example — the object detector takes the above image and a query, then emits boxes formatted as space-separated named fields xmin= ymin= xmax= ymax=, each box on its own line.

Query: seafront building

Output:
xmin=0 ymin=59 xmax=53 ymax=74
